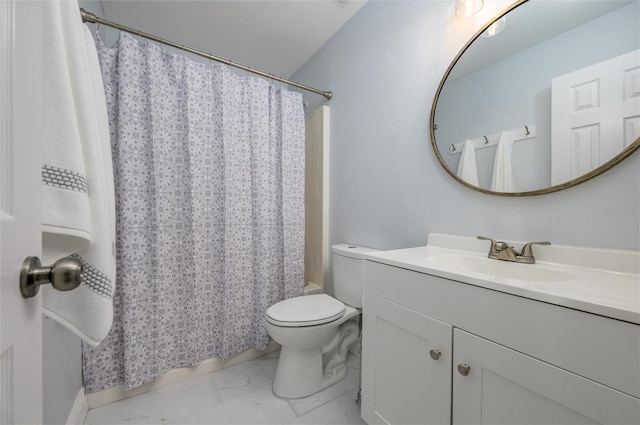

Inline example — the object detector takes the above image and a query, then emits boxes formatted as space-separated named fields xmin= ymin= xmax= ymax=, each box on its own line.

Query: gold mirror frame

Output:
xmin=430 ymin=0 xmax=640 ymax=197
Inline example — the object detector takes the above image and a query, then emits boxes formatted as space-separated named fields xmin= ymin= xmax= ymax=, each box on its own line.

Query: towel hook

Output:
xmin=450 ymin=144 xmax=456 ymax=152
xmin=524 ymin=125 xmax=530 ymax=136
xmin=483 ymin=135 xmax=489 ymax=144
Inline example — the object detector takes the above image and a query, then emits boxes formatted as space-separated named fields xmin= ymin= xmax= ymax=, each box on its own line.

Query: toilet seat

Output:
xmin=266 ymin=294 xmax=345 ymax=327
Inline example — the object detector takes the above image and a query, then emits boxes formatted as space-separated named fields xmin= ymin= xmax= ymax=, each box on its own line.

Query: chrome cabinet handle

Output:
xmin=20 ymin=256 xmax=83 ymax=298
xmin=457 ymin=363 xmax=471 ymax=376
xmin=429 ymin=349 xmax=442 ymax=360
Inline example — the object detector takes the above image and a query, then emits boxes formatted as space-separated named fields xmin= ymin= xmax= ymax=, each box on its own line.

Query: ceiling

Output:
xmin=96 ymin=0 xmax=368 ymax=78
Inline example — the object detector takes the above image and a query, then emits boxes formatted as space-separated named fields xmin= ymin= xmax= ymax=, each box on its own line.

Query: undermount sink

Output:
xmin=424 ymin=254 xmax=574 ymax=283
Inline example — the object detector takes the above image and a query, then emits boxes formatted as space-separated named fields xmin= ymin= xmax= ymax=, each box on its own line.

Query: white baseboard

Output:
xmin=86 ymin=342 xmax=281 ymax=409
xmin=66 ymin=387 xmax=88 ymax=425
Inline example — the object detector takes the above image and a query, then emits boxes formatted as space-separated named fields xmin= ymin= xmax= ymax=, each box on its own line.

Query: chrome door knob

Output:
xmin=429 ymin=349 xmax=442 ymax=360
xmin=20 ymin=256 xmax=83 ymax=298
xmin=457 ymin=363 xmax=471 ymax=376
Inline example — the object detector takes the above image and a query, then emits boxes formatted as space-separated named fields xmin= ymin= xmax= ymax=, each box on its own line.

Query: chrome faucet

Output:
xmin=477 ymin=236 xmax=550 ymax=264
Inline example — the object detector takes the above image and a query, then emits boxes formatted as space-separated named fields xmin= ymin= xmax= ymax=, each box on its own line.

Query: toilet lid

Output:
xmin=266 ymin=294 xmax=345 ymax=327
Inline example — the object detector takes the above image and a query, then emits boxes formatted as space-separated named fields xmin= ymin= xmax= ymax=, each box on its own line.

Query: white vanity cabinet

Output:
xmin=361 ymin=293 xmax=452 ymax=425
xmin=361 ymin=260 xmax=640 ymax=425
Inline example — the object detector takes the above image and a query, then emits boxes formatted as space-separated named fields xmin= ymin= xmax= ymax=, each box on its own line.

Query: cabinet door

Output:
xmin=453 ymin=329 xmax=640 ymax=425
xmin=361 ymin=293 xmax=452 ymax=425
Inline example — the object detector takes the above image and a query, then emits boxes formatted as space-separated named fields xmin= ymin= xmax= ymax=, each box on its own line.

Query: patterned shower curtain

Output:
xmin=82 ymin=33 xmax=305 ymax=392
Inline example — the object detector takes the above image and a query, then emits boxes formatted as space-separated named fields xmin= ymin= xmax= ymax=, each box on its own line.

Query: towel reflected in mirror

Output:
xmin=490 ymin=131 xmax=517 ymax=192
xmin=456 ymin=140 xmax=479 ymax=187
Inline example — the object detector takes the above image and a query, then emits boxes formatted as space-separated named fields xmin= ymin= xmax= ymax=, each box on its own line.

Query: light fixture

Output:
xmin=455 ymin=0 xmax=484 ymax=18
xmin=481 ymin=16 xmax=506 ymax=37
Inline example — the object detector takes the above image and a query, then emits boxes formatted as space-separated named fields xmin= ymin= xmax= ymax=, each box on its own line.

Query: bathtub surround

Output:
xmin=305 ymin=106 xmax=331 ymax=292
xmin=82 ymin=32 xmax=306 ymax=392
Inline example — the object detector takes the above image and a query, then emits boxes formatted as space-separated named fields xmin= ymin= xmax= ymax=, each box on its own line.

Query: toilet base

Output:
xmin=272 ymin=346 xmax=348 ymax=399
xmin=322 ymin=363 xmax=348 ymax=390
xmin=267 ymin=308 xmax=361 ymax=399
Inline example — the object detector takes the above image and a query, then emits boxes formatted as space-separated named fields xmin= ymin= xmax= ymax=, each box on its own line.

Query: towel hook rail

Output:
xmin=449 ymin=124 xmax=537 ymax=155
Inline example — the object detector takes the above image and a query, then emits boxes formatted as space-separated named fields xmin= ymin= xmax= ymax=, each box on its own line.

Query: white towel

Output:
xmin=41 ymin=0 xmax=116 ymax=346
xmin=456 ymin=140 xmax=479 ymax=187
xmin=490 ymin=131 xmax=517 ymax=192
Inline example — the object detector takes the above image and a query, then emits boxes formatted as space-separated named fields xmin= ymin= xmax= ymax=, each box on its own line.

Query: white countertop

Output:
xmin=364 ymin=234 xmax=640 ymax=325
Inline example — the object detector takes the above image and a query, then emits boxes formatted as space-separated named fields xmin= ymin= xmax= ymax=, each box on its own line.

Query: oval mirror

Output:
xmin=431 ymin=0 xmax=640 ymax=196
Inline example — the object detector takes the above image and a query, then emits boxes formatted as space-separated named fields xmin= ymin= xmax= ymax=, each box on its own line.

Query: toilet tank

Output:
xmin=332 ymin=244 xmax=379 ymax=308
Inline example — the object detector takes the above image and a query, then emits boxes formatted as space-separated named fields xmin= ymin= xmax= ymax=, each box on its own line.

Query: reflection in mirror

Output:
xmin=432 ymin=0 xmax=640 ymax=195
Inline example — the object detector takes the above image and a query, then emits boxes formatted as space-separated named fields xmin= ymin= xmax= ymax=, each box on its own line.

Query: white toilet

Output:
xmin=265 ymin=244 xmax=378 ymax=398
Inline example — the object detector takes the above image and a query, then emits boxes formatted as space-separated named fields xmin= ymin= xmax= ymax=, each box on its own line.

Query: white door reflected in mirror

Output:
xmin=551 ymin=49 xmax=640 ymax=185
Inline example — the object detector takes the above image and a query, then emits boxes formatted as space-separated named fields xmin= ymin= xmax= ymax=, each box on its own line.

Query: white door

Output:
xmin=1 ymin=1 xmax=43 ymax=424
xmin=361 ymin=293 xmax=452 ymax=425
xmin=551 ymin=49 xmax=640 ymax=185
xmin=453 ymin=329 xmax=640 ymax=425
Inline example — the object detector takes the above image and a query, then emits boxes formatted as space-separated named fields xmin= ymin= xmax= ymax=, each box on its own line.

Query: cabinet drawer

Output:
xmin=364 ymin=260 xmax=640 ymax=398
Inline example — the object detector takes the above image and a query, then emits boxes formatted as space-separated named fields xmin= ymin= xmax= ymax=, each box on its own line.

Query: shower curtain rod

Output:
xmin=79 ymin=8 xmax=333 ymax=100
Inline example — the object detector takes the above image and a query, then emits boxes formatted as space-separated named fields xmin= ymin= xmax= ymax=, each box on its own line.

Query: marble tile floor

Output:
xmin=84 ymin=351 xmax=367 ymax=425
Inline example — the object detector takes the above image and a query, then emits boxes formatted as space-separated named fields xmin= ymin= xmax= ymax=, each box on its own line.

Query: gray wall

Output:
xmin=43 ymin=318 xmax=83 ymax=425
xmin=291 ymin=0 xmax=640 ymax=291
